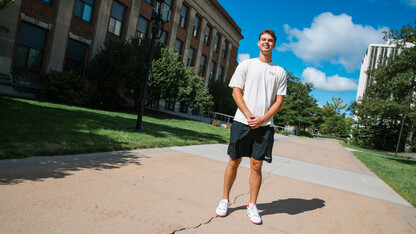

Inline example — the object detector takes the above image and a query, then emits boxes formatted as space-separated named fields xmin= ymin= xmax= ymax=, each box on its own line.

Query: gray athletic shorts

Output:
xmin=227 ymin=121 xmax=275 ymax=163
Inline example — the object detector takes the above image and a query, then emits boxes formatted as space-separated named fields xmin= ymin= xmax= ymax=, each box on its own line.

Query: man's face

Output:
xmin=257 ymin=33 xmax=276 ymax=54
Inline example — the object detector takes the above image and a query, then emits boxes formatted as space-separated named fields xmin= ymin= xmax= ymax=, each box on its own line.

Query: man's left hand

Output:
xmin=247 ymin=116 xmax=264 ymax=129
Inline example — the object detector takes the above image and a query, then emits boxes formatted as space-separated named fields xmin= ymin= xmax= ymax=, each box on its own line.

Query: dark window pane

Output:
xmin=111 ymin=1 xmax=125 ymax=21
xmin=64 ymin=59 xmax=83 ymax=75
xmin=18 ymin=22 xmax=46 ymax=50
xmin=74 ymin=0 xmax=84 ymax=18
xmin=137 ymin=17 xmax=149 ymax=36
xmin=66 ymin=40 xmax=87 ymax=62
xmin=84 ymin=0 xmax=94 ymax=5
xmin=164 ymin=0 xmax=172 ymax=8
xmin=15 ymin=46 xmax=28 ymax=69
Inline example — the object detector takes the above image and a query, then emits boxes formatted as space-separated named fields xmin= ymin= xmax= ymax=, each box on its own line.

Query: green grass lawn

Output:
xmin=342 ymin=143 xmax=416 ymax=207
xmin=0 ymin=96 xmax=230 ymax=159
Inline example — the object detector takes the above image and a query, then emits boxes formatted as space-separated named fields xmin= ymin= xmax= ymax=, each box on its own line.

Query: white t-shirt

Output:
xmin=229 ymin=58 xmax=287 ymax=127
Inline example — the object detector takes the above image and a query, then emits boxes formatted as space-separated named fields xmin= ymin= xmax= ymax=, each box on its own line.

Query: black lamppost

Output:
xmin=134 ymin=0 xmax=170 ymax=132
xmin=395 ymin=96 xmax=412 ymax=157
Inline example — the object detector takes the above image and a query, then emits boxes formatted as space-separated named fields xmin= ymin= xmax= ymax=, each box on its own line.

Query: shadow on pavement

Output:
xmin=0 ymin=150 xmax=149 ymax=185
xmin=229 ymin=198 xmax=326 ymax=216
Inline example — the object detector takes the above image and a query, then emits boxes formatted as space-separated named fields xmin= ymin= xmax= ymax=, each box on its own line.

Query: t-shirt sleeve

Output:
xmin=228 ymin=60 xmax=248 ymax=89
xmin=276 ymin=70 xmax=287 ymax=96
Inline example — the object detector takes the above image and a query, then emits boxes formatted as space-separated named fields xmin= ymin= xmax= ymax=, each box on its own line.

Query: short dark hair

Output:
xmin=259 ymin=29 xmax=276 ymax=42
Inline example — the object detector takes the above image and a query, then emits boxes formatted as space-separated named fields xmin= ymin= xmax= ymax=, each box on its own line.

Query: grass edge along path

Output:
xmin=0 ymin=96 xmax=230 ymax=159
xmin=342 ymin=143 xmax=416 ymax=207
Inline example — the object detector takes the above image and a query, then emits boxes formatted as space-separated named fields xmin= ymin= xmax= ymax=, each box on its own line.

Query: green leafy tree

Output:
xmin=352 ymin=22 xmax=416 ymax=151
xmin=208 ymin=80 xmax=236 ymax=115
xmin=149 ymin=48 xmax=213 ymax=111
xmin=274 ymin=72 xmax=321 ymax=133
xmin=322 ymin=97 xmax=352 ymax=137
xmin=87 ymin=37 xmax=162 ymax=109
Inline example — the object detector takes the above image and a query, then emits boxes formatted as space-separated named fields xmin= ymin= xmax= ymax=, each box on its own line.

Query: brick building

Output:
xmin=0 ymin=0 xmax=243 ymax=98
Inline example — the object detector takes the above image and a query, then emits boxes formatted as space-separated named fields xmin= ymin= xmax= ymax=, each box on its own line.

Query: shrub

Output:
xmin=211 ymin=120 xmax=221 ymax=127
xmin=40 ymin=70 xmax=84 ymax=105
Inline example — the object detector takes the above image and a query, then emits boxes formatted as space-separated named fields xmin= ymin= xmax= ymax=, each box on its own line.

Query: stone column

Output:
xmin=91 ymin=0 xmax=112 ymax=59
xmin=223 ymin=42 xmax=233 ymax=83
xmin=215 ymin=35 xmax=226 ymax=81
xmin=47 ymin=0 xmax=75 ymax=71
xmin=167 ymin=0 xmax=184 ymax=48
xmin=126 ymin=0 xmax=142 ymax=39
xmin=0 ymin=0 xmax=22 ymax=76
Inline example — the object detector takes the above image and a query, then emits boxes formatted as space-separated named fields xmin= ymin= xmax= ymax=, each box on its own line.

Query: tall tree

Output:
xmin=322 ymin=97 xmax=352 ymax=137
xmin=274 ymin=72 xmax=321 ymax=132
xmin=87 ymin=37 xmax=162 ymax=109
xmin=352 ymin=22 xmax=416 ymax=151
xmin=208 ymin=80 xmax=236 ymax=115
xmin=149 ymin=47 xmax=213 ymax=111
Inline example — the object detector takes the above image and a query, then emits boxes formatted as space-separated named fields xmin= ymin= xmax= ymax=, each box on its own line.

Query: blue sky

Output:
xmin=217 ymin=0 xmax=416 ymax=109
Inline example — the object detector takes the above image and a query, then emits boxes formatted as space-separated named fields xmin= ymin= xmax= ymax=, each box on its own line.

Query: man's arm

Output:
xmin=247 ymin=95 xmax=284 ymax=129
xmin=232 ymin=87 xmax=253 ymax=119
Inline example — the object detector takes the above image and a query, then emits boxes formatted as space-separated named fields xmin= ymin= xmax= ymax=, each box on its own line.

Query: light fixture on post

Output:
xmin=395 ymin=95 xmax=412 ymax=157
xmin=134 ymin=0 xmax=170 ymax=132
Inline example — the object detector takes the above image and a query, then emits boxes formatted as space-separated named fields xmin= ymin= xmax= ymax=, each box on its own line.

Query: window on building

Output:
xmin=64 ymin=39 xmax=88 ymax=75
xmin=213 ymin=34 xmax=220 ymax=52
xmin=174 ymin=39 xmax=183 ymax=57
xmin=165 ymin=97 xmax=175 ymax=110
xmin=179 ymin=4 xmax=188 ymax=28
xmin=108 ymin=1 xmax=125 ymax=37
xmin=222 ymin=41 xmax=228 ymax=58
xmin=164 ymin=0 xmax=172 ymax=8
xmin=198 ymin=55 xmax=206 ymax=76
xmin=179 ymin=102 xmax=188 ymax=113
xmin=193 ymin=15 xmax=200 ymax=37
xmin=14 ymin=22 xmax=46 ymax=72
xmin=204 ymin=25 xmax=211 ymax=46
xmin=41 ymin=0 xmax=52 ymax=3
xmin=187 ymin=48 xmax=195 ymax=67
xmin=217 ymin=66 xmax=223 ymax=81
xmin=158 ymin=30 xmax=167 ymax=44
xmin=74 ymin=0 xmax=94 ymax=22
xmin=137 ymin=16 xmax=149 ymax=39
xmin=209 ymin=61 xmax=216 ymax=80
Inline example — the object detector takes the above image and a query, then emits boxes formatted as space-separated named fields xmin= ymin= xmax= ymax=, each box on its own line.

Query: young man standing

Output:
xmin=215 ymin=29 xmax=287 ymax=224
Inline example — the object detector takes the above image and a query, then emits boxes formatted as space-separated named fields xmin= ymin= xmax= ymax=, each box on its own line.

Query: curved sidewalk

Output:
xmin=0 ymin=135 xmax=415 ymax=233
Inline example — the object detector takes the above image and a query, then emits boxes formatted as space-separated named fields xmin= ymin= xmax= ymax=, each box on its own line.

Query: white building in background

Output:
xmin=356 ymin=40 xmax=413 ymax=102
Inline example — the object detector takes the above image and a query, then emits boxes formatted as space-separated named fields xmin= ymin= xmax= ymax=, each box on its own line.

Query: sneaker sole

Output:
xmin=216 ymin=212 xmax=227 ymax=217
xmin=246 ymin=212 xmax=262 ymax=225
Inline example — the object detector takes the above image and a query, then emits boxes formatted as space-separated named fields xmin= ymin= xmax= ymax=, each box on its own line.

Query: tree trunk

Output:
xmin=405 ymin=122 xmax=414 ymax=152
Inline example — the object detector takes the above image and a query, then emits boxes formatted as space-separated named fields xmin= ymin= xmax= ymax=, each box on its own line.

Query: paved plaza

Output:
xmin=0 ymin=135 xmax=415 ymax=233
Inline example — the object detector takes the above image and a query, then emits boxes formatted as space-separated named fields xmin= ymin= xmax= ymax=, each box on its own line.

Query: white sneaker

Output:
xmin=216 ymin=199 xmax=229 ymax=217
xmin=246 ymin=203 xmax=262 ymax=224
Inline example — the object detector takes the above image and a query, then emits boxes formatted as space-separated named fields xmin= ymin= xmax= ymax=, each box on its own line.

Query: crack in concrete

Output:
xmin=170 ymin=164 xmax=283 ymax=233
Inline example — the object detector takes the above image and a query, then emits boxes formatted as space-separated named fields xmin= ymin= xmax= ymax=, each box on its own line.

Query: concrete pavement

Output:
xmin=0 ymin=135 xmax=415 ymax=233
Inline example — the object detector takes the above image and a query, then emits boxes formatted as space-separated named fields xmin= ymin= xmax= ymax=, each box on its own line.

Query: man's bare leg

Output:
xmin=222 ymin=157 xmax=242 ymax=201
xmin=249 ymin=157 xmax=263 ymax=204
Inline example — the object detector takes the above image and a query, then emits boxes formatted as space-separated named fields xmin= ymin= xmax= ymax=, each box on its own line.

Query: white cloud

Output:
xmin=237 ymin=53 xmax=250 ymax=63
xmin=401 ymin=0 xmax=416 ymax=7
xmin=302 ymin=67 xmax=358 ymax=92
xmin=277 ymin=12 xmax=388 ymax=72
